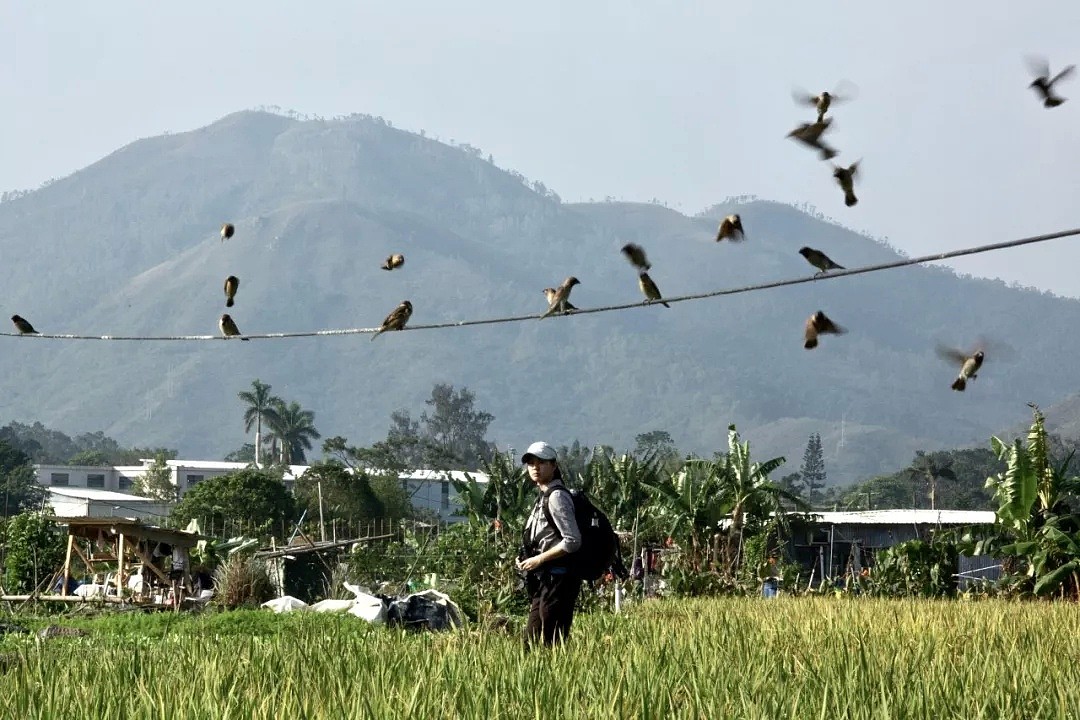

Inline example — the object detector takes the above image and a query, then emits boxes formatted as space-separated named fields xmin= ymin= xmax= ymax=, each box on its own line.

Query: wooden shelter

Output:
xmin=47 ymin=518 xmax=203 ymax=604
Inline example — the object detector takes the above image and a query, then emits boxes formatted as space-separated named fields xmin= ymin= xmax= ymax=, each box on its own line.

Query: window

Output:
xmin=186 ymin=474 xmax=204 ymax=487
xmin=440 ymin=481 xmax=450 ymax=511
xmin=50 ymin=473 xmax=69 ymax=486
xmin=87 ymin=474 xmax=105 ymax=489
xmin=118 ymin=476 xmax=133 ymax=491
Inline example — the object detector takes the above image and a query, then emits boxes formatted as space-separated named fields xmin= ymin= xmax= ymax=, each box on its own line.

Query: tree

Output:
xmin=556 ymin=440 xmax=594 ymax=484
xmin=237 ymin=380 xmax=282 ymax=467
xmin=132 ymin=454 xmax=177 ymax=502
xmin=266 ymin=400 xmax=321 ymax=464
xmin=67 ymin=450 xmax=110 ymax=466
xmin=419 ymin=384 xmax=496 ymax=469
xmin=171 ymin=468 xmax=296 ymax=538
xmin=905 ymin=451 xmax=957 ymax=510
xmin=634 ymin=430 xmax=680 ymax=469
xmin=3 ymin=512 xmax=66 ymax=593
xmin=223 ymin=444 xmax=256 ymax=463
xmin=0 ymin=441 xmax=45 ymax=517
xmin=367 ymin=475 xmax=413 ymax=522
xmin=293 ymin=462 xmax=384 ymax=527
xmin=777 ymin=472 xmax=804 ymax=499
xmin=800 ymin=434 xmax=826 ymax=506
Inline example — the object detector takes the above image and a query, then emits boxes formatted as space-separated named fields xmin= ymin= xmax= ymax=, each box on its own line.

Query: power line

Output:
xmin=2 ymin=225 xmax=1078 ymax=342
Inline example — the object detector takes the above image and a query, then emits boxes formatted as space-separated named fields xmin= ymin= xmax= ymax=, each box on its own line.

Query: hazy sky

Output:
xmin=4 ymin=2 xmax=1080 ymax=297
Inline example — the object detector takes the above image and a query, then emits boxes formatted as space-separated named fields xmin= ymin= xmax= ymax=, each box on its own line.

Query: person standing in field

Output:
xmin=516 ymin=441 xmax=582 ymax=647
xmin=758 ymin=556 xmax=781 ymax=599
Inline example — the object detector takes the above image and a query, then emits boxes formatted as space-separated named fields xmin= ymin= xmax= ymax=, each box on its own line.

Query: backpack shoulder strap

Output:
xmin=541 ymin=486 xmax=572 ymax=539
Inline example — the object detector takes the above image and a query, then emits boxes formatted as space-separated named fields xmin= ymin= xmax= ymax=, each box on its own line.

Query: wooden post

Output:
xmin=317 ymin=481 xmax=326 ymax=542
xmin=61 ymin=534 xmax=74 ymax=597
xmin=117 ymin=532 xmax=126 ymax=599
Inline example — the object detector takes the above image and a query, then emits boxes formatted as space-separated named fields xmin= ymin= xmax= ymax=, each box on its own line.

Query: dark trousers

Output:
xmin=525 ymin=570 xmax=580 ymax=647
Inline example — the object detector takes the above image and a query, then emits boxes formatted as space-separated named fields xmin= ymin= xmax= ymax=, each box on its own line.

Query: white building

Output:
xmin=34 ymin=461 xmax=491 ymax=523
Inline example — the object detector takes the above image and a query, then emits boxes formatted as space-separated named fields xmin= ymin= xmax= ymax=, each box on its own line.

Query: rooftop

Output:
xmin=800 ymin=510 xmax=996 ymax=526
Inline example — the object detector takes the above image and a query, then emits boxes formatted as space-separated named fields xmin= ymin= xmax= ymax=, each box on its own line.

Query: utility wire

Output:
xmin=2 ymin=225 xmax=1078 ymax=342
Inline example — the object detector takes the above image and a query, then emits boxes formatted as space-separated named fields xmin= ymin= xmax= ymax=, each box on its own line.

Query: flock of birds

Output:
xmin=7 ymin=57 xmax=1076 ymax=393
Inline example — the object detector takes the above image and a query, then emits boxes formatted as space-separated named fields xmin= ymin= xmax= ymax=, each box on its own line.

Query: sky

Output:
xmin=3 ymin=1 xmax=1080 ymax=297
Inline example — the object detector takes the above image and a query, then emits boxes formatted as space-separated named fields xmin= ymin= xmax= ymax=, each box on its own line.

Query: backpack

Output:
xmin=539 ymin=486 xmax=628 ymax=583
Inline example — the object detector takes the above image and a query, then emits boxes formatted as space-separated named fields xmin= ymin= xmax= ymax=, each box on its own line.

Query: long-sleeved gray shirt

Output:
xmin=523 ymin=482 xmax=582 ymax=558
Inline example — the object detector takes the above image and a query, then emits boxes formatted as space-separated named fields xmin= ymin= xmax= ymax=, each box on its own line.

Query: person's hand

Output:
xmin=517 ymin=556 xmax=542 ymax=572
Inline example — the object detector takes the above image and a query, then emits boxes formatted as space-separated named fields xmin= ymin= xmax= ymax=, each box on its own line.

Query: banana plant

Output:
xmin=968 ymin=404 xmax=1080 ymax=597
xmin=718 ymin=425 xmax=790 ymax=576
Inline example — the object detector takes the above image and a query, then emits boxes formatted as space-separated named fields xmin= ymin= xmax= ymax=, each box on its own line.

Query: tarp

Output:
xmin=260 ymin=586 xmax=463 ymax=630
xmin=261 ymin=596 xmax=308 ymax=613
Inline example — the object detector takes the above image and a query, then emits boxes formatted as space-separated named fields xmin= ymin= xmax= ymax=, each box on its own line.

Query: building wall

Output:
xmin=36 ymin=462 xmax=482 ymax=523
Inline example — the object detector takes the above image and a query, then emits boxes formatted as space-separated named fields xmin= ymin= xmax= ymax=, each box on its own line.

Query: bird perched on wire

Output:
xmin=1026 ymin=56 xmax=1075 ymax=108
xmin=224 ymin=276 xmax=239 ymax=308
xmin=637 ymin=271 xmax=670 ymax=308
xmin=621 ymin=243 xmax=651 ymax=271
xmin=832 ymin=160 xmax=860 ymax=207
xmin=10 ymin=315 xmax=38 ymax=334
xmin=786 ymin=119 xmax=839 ymax=161
xmin=372 ymin=300 xmax=413 ymax=341
xmin=936 ymin=344 xmax=985 ymax=391
xmin=542 ymin=287 xmax=577 ymax=313
xmin=219 ymin=314 xmax=249 ymax=341
xmin=798 ymin=247 xmax=845 ymax=276
xmin=381 ymin=253 xmax=405 ymax=271
xmin=540 ymin=276 xmax=581 ymax=319
xmin=220 ymin=223 xmax=235 ymax=243
xmin=715 ymin=214 xmax=745 ymax=242
xmin=804 ymin=311 xmax=846 ymax=349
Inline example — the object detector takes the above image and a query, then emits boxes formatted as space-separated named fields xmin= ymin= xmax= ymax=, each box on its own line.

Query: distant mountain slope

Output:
xmin=1 ymin=110 xmax=1077 ymax=483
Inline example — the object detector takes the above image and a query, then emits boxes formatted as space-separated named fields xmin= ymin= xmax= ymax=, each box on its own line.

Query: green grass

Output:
xmin=0 ymin=597 xmax=1077 ymax=719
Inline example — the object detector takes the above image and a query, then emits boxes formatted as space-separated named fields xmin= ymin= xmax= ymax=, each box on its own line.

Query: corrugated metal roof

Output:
xmin=47 ymin=487 xmax=165 ymax=503
xmin=802 ymin=510 xmax=995 ymax=526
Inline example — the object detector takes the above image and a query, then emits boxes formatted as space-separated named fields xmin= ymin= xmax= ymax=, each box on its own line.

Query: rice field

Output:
xmin=0 ymin=597 xmax=1077 ymax=719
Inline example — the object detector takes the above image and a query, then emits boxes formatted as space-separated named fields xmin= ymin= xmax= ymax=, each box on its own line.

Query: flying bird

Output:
xmin=832 ymin=160 xmax=860 ymax=207
xmin=804 ymin=311 xmax=846 ymax=349
xmin=1026 ymin=56 xmax=1075 ymax=108
xmin=792 ymin=82 xmax=858 ymax=122
xmin=936 ymin=344 xmax=985 ymax=392
xmin=798 ymin=247 xmax=845 ymax=276
xmin=715 ymin=214 xmax=745 ymax=242
xmin=219 ymin=314 xmax=249 ymax=341
xmin=224 ymin=276 xmax=239 ymax=308
xmin=786 ymin=119 xmax=839 ymax=160
xmin=638 ymin=272 xmax=670 ymax=308
xmin=372 ymin=300 xmax=413 ymax=341
xmin=540 ymin=276 xmax=581 ymax=320
xmin=220 ymin=223 xmax=235 ymax=243
xmin=621 ymin=243 xmax=651 ymax=271
xmin=381 ymin=253 xmax=405 ymax=271
xmin=543 ymin=288 xmax=577 ymax=313
xmin=11 ymin=315 xmax=38 ymax=335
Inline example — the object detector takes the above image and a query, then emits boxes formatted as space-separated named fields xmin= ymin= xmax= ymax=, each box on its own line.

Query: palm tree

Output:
xmin=238 ymin=380 xmax=282 ymax=467
xmin=267 ymin=400 xmax=321 ymax=464
xmin=905 ymin=451 xmax=957 ymax=511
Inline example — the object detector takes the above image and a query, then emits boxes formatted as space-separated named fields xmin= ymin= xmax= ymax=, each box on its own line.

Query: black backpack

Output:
xmin=540 ymin=486 xmax=628 ymax=583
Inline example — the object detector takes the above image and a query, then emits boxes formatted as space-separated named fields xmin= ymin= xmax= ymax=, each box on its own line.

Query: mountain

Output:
xmin=2 ymin=109 xmax=1079 ymax=483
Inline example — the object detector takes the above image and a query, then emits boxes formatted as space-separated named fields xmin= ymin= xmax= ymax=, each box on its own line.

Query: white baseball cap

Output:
xmin=521 ymin=441 xmax=558 ymax=463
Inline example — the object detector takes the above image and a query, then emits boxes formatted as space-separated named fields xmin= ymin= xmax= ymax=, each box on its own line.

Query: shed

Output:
xmin=42 ymin=518 xmax=204 ymax=605
xmin=785 ymin=509 xmax=999 ymax=587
